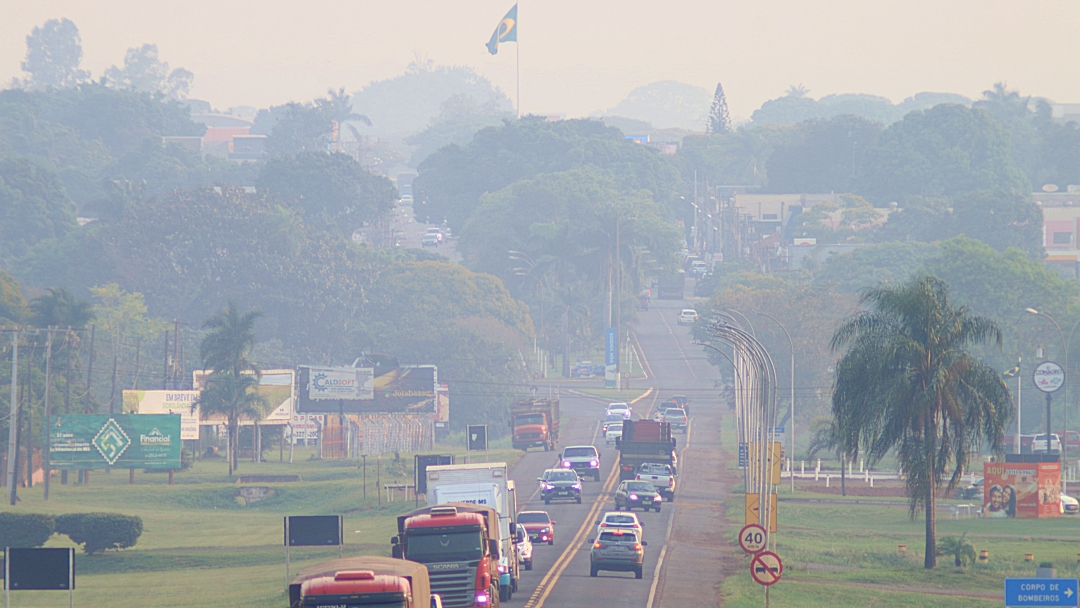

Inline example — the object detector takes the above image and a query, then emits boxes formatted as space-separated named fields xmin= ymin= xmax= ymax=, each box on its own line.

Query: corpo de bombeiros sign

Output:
xmin=1033 ymin=361 xmax=1065 ymax=393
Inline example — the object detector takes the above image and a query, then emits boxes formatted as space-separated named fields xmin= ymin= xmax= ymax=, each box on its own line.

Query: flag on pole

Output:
xmin=1004 ymin=363 xmax=1020 ymax=378
xmin=486 ymin=4 xmax=518 ymax=55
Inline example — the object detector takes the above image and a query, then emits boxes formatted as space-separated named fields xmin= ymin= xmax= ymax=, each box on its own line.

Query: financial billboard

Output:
xmin=297 ymin=365 xmax=436 ymax=414
xmin=122 ymin=390 xmax=200 ymax=440
xmin=191 ymin=369 xmax=295 ymax=425
xmin=49 ymin=414 xmax=182 ymax=469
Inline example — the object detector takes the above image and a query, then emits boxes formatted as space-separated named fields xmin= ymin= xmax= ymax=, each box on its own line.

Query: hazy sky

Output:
xmin=4 ymin=1 xmax=1078 ymax=122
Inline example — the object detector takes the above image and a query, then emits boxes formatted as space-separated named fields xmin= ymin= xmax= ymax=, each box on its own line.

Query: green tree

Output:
xmin=856 ymin=104 xmax=1030 ymax=204
xmin=198 ymin=301 xmax=267 ymax=474
xmin=103 ymin=44 xmax=193 ymax=100
xmin=257 ymin=151 xmax=397 ymax=236
xmin=0 ymin=271 xmax=27 ymax=324
xmin=0 ymin=156 xmax=77 ymax=262
xmin=706 ymin=83 xmax=732 ymax=135
xmin=805 ymin=416 xmax=848 ymax=496
xmin=831 ymin=276 xmax=1012 ymax=569
xmin=318 ymin=87 xmax=371 ymax=152
xmin=677 ymin=126 xmax=784 ymax=189
xmin=938 ymin=533 xmax=976 ymax=569
xmin=20 ymin=18 xmax=89 ymax=90
xmin=765 ymin=115 xmax=882 ymax=194
xmin=28 ymin=287 xmax=93 ymax=329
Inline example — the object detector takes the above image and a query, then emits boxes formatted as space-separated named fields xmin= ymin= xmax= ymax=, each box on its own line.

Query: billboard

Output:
xmin=122 ymin=390 xmax=200 ymax=440
xmin=435 ymin=384 xmax=450 ymax=424
xmin=983 ymin=461 xmax=1061 ymax=519
xmin=297 ymin=365 xmax=436 ymax=415
xmin=305 ymin=366 xmax=375 ymax=401
xmin=191 ymin=369 xmax=295 ymax=425
xmin=49 ymin=414 xmax=182 ymax=469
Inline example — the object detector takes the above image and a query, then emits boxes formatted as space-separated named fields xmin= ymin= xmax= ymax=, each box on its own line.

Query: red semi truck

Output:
xmin=289 ymin=555 xmax=442 ymax=608
xmin=392 ymin=504 xmax=502 ymax=608
xmin=509 ymin=398 xmax=560 ymax=451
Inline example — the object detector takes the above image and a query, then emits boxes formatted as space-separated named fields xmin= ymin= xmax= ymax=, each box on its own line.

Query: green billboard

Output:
xmin=49 ymin=414 xmax=182 ymax=470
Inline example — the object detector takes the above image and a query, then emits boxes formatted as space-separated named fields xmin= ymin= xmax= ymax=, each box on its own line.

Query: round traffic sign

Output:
xmin=750 ymin=551 xmax=783 ymax=586
xmin=738 ymin=524 xmax=768 ymax=554
xmin=1034 ymin=361 xmax=1065 ymax=393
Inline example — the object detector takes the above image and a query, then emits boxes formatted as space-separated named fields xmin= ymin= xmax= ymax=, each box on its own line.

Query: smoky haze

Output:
xmin=3 ymin=0 xmax=1078 ymax=121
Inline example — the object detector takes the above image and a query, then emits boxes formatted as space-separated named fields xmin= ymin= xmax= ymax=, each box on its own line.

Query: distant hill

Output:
xmin=594 ymin=81 xmax=712 ymax=131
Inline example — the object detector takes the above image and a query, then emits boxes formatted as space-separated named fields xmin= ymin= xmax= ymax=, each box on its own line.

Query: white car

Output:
xmin=677 ymin=309 xmax=699 ymax=325
xmin=1062 ymin=494 xmax=1079 ymax=515
xmin=595 ymin=511 xmax=643 ymax=536
xmin=425 ymin=227 xmax=444 ymax=243
xmin=606 ymin=402 xmax=631 ymax=418
xmin=605 ymin=422 xmax=624 ymax=445
xmin=515 ymin=523 xmax=534 ymax=570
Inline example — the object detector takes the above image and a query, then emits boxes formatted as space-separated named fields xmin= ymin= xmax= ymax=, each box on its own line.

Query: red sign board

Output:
xmin=983 ymin=461 xmax=1061 ymax=519
xmin=750 ymin=551 xmax=783 ymax=586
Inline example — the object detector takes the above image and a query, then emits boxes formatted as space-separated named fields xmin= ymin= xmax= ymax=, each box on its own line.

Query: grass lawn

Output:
xmin=0 ymin=444 xmax=523 ymax=606
xmin=717 ymin=411 xmax=1080 ymax=607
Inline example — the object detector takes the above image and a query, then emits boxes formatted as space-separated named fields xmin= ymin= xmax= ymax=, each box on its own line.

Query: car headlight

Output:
xmin=655 ymin=495 xmax=662 ymax=501
xmin=476 ymin=592 xmax=490 ymax=605
xmin=541 ymin=527 xmax=550 ymax=533
xmin=573 ymin=483 xmax=582 ymax=490
xmin=542 ymin=483 xmax=553 ymax=490
xmin=629 ymin=494 xmax=639 ymax=500
xmin=589 ymin=460 xmax=598 ymax=467
xmin=498 ymin=565 xmax=507 ymax=573
xmin=562 ymin=461 xmax=571 ymax=468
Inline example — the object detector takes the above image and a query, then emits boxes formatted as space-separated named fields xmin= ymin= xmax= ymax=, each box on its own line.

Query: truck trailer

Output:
xmin=425 ymin=463 xmax=520 ymax=602
xmin=392 ymin=504 xmax=502 ymax=608
xmin=289 ymin=555 xmax=442 ymax=608
xmin=616 ymin=420 xmax=677 ymax=482
xmin=509 ymin=398 xmax=560 ymax=451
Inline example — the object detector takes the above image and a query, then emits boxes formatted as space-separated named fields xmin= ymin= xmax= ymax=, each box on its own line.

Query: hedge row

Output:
xmin=0 ymin=513 xmax=142 ymax=555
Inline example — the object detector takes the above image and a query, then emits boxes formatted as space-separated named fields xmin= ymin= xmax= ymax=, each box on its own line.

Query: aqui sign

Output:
xmin=1033 ymin=361 xmax=1065 ymax=393
xmin=1005 ymin=578 xmax=1078 ymax=607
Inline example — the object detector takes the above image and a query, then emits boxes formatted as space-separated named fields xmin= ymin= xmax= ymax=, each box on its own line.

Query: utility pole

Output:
xmin=162 ymin=330 xmax=169 ymax=390
xmin=6 ymin=330 xmax=18 ymax=504
xmin=43 ymin=332 xmax=53 ymax=500
xmin=615 ymin=212 xmax=622 ymax=380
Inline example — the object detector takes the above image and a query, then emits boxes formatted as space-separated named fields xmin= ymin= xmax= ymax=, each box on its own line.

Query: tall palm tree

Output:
xmin=830 ymin=276 xmax=1012 ymax=569
xmin=198 ymin=301 xmax=266 ymax=473
xmin=318 ymin=87 xmax=371 ymax=152
xmin=196 ymin=372 xmax=268 ymax=476
xmin=29 ymin=288 xmax=94 ymax=329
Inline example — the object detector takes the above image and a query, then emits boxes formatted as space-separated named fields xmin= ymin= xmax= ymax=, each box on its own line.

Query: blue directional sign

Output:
xmin=1005 ymin=578 xmax=1079 ymax=607
xmin=605 ymin=328 xmax=618 ymax=366
xmin=738 ymin=443 xmax=748 ymax=467
xmin=773 ymin=427 xmax=785 ymax=435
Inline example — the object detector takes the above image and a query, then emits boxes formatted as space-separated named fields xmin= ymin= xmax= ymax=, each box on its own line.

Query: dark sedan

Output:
xmin=614 ymin=480 xmax=663 ymax=512
xmin=538 ymin=468 xmax=582 ymax=504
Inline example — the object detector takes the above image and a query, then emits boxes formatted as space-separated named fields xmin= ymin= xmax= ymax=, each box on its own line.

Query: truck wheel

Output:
xmin=548 ymin=538 xmax=554 ymax=546
xmin=576 ymin=496 xmax=582 ymax=504
xmin=655 ymin=506 xmax=661 ymax=513
xmin=525 ymin=559 xmax=533 ymax=571
xmin=594 ymin=471 xmax=601 ymax=481
xmin=635 ymin=566 xmax=643 ymax=579
xmin=590 ymin=566 xmax=598 ymax=577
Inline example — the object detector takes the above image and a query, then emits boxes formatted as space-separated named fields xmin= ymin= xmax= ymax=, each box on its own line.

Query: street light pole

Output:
xmin=755 ymin=311 xmax=795 ymax=492
xmin=1026 ymin=308 xmax=1066 ymax=453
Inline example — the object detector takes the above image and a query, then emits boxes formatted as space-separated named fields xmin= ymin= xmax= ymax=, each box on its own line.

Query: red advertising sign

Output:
xmin=983 ymin=461 xmax=1061 ymax=519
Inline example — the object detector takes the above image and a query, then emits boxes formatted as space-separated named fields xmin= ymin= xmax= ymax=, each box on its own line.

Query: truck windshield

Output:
xmin=516 ymin=414 xmax=545 ymax=425
xmin=405 ymin=531 xmax=484 ymax=563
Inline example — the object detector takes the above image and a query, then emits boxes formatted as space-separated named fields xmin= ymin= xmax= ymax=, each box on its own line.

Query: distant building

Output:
xmin=1035 ymin=191 xmax=1080 ymax=277
xmin=169 ymin=113 xmax=263 ymax=160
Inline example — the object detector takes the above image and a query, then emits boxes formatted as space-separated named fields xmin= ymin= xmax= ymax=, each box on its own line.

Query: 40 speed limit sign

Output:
xmin=738 ymin=523 xmax=768 ymax=554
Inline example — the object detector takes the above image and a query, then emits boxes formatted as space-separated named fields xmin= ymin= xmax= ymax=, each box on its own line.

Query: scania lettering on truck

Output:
xmin=510 ymin=398 xmax=560 ymax=451
xmin=289 ymin=555 xmax=443 ymax=608
xmin=392 ymin=504 xmax=501 ymax=608
xmin=426 ymin=463 xmax=519 ymax=602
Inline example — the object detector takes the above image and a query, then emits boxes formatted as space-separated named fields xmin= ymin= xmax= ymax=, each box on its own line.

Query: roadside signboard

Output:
xmin=745 ymin=493 xmax=778 ymax=532
xmin=123 ymin=390 xmax=200 ymax=440
xmin=297 ymin=365 xmax=436 ymax=415
xmin=738 ymin=443 xmax=747 ymax=467
xmin=983 ymin=461 xmax=1061 ymax=519
xmin=49 ymin=414 xmax=181 ymax=469
xmin=5 ymin=547 xmax=74 ymax=591
xmin=192 ymin=368 xmax=296 ymax=425
xmin=1034 ymin=361 xmax=1065 ymax=393
xmin=738 ymin=523 xmax=768 ymax=554
xmin=468 ymin=425 xmax=488 ymax=451
xmin=605 ymin=328 xmax=618 ymax=389
xmin=750 ymin=551 xmax=783 ymax=586
xmin=305 ymin=366 xmax=375 ymax=401
xmin=1004 ymin=578 xmax=1078 ymax=607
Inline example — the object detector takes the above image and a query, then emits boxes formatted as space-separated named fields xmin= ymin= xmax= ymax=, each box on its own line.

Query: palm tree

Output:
xmin=196 ymin=372 xmax=268 ymax=476
xmin=318 ymin=87 xmax=371 ymax=152
xmin=29 ymin=288 xmax=94 ymax=329
xmin=198 ymin=301 xmax=265 ymax=473
xmin=938 ymin=533 xmax=976 ymax=569
xmin=830 ymin=276 xmax=1012 ymax=569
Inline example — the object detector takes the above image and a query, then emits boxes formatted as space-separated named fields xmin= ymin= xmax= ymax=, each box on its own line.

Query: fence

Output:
xmin=317 ymin=415 xmax=434 ymax=459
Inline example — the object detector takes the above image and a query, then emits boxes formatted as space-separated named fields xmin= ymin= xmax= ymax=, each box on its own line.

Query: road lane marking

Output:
xmin=646 ymin=417 xmax=692 ymax=608
xmin=658 ymin=307 xmax=698 ymax=380
xmin=631 ymin=331 xmax=654 ymax=380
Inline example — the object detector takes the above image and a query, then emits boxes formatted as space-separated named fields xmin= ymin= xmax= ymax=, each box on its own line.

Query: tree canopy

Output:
xmin=20 ymin=18 xmax=89 ymax=90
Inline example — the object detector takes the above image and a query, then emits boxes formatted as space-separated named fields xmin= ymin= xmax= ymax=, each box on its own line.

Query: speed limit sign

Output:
xmin=739 ymin=523 xmax=767 ymax=554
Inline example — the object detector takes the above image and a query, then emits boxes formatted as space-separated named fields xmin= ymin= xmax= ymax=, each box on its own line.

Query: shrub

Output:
xmin=55 ymin=513 xmax=143 ymax=555
xmin=0 ymin=513 xmax=55 ymax=548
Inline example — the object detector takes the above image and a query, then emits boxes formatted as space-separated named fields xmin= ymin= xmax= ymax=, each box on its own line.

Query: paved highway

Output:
xmin=504 ymin=288 xmax=731 ymax=608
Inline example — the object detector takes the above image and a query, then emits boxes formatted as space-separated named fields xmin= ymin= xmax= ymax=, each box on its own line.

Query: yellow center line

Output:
xmin=523 ymin=389 xmax=660 ymax=608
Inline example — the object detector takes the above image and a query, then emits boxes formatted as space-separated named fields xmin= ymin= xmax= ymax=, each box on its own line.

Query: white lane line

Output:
xmin=647 ymin=416 xmax=694 ymax=608
xmin=658 ymin=307 xmax=698 ymax=380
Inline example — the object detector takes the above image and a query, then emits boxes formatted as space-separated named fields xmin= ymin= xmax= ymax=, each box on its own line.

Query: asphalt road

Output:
xmin=504 ymin=284 xmax=730 ymax=608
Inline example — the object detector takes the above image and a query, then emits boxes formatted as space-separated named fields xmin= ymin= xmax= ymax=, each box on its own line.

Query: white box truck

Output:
xmin=426 ymin=462 xmax=521 ymax=602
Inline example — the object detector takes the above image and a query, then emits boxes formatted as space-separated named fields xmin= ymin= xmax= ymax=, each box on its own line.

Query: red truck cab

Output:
xmin=289 ymin=556 xmax=438 ymax=608
xmin=394 ymin=505 xmax=501 ymax=608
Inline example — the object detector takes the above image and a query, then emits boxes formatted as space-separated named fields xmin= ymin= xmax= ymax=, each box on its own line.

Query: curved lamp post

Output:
xmin=755 ymin=311 xmax=796 ymax=492
xmin=1026 ymin=308 xmax=1066 ymax=454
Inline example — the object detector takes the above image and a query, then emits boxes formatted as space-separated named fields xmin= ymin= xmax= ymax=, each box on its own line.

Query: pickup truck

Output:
xmin=635 ymin=462 xmax=676 ymax=501
xmin=658 ymin=407 xmax=688 ymax=433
